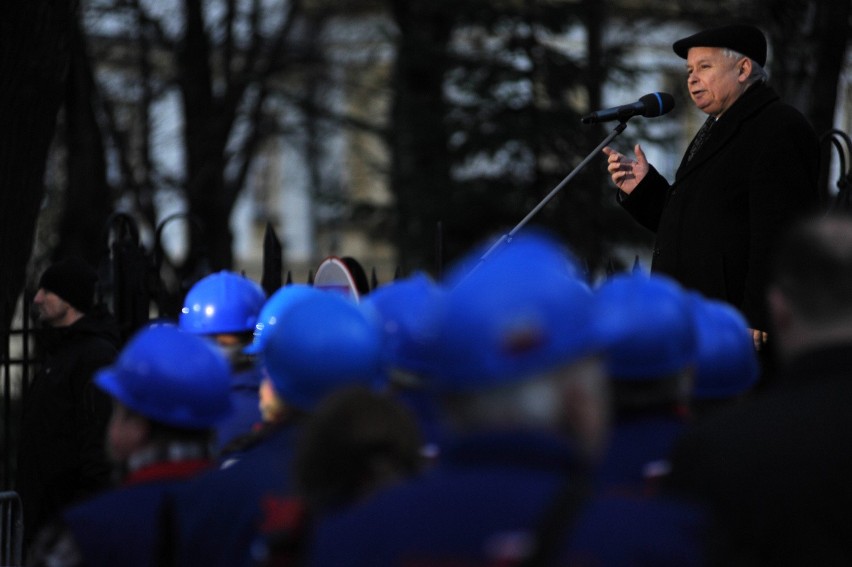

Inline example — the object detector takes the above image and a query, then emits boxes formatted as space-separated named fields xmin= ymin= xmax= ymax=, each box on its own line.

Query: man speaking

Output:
xmin=602 ymin=23 xmax=820 ymax=349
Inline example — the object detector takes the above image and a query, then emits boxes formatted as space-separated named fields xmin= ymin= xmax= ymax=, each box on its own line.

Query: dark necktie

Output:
xmin=687 ymin=115 xmax=716 ymax=162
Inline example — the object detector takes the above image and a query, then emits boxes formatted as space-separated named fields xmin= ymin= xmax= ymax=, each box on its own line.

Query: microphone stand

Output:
xmin=476 ymin=119 xmax=630 ymax=263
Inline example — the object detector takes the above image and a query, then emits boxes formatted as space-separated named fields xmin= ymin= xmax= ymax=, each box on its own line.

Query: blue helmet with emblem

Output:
xmin=593 ymin=272 xmax=697 ymax=380
xmin=95 ymin=323 xmax=233 ymax=429
xmin=258 ymin=291 xmax=386 ymax=412
xmin=179 ymin=271 xmax=266 ymax=335
xmin=430 ymin=229 xmax=600 ymax=392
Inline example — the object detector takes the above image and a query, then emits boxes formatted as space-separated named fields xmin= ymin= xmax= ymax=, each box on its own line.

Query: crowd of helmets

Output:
xmin=84 ymin=226 xmax=759 ymax=565
xmin=160 ymin=228 xmax=757 ymax=437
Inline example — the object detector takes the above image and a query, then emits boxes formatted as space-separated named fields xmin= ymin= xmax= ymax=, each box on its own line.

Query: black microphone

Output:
xmin=581 ymin=92 xmax=675 ymax=124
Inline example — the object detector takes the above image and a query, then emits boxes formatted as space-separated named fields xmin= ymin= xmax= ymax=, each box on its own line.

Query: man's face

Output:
xmin=107 ymin=401 xmax=148 ymax=464
xmin=259 ymin=376 xmax=285 ymax=424
xmin=685 ymin=47 xmax=748 ymax=117
xmin=208 ymin=332 xmax=254 ymax=370
xmin=33 ymin=288 xmax=74 ymax=327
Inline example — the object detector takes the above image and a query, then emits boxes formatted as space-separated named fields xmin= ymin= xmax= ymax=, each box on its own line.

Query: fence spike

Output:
xmin=632 ymin=255 xmax=642 ymax=273
xmin=260 ymin=222 xmax=283 ymax=296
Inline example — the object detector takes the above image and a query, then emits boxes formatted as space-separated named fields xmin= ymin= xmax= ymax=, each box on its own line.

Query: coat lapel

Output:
xmin=674 ymin=84 xmax=780 ymax=183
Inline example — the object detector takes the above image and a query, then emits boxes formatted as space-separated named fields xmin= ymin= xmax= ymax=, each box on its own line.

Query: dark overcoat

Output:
xmin=665 ymin=344 xmax=852 ymax=564
xmin=16 ymin=307 xmax=120 ymax=549
xmin=620 ymin=83 xmax=820 ymax=330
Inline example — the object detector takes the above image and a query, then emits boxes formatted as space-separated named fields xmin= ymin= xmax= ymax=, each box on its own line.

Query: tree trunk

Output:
xmin=178 ymin=0 xmax=233 ymax=271
xmin=389 ymin=0 xmax=454 ymax=275
xmin=0 ymin=0 xmax=76 ymax=331
xmin=56 ymin=14 xmax=114 ymax=266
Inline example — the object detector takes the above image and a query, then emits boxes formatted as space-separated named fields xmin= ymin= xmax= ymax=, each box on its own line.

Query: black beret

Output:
xmin=39 ymin=256 xmax=98 ymax=312
xmin=673 ymin=24 xmax=767 ymax=67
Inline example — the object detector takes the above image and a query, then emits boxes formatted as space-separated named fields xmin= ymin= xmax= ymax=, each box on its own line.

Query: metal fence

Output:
xmin=822 ymin=129 xmax=852 ymax=212
xmin=0 ymin=298 xmax=33 ymax=494
xmin=0 ymin=491 xmax=23 ymax=566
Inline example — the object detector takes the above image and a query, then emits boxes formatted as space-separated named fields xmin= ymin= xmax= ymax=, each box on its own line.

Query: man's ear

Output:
xmin=107 ymin=402 xmax=151 ymax=462
xmin=738 ymin=57 xmax=752 ymax=82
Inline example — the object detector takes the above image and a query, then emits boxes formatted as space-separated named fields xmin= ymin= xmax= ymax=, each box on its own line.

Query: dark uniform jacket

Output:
xmin=172 ymin=423 xmax=301 ymax=567
xmin=27 ymin=456 xmax=212 ymax=567
xmin=620 ymin=83 xmax=820 ymax=330
xmin=594 ymin=412 xmax=687 ymax=496
xmin=306 ymin=429 xmax=708 ymax=567
xmin=16 ymin=307 xmax=120 ymax=549
xmin=213 ymin=364 xmax=263 ymax=455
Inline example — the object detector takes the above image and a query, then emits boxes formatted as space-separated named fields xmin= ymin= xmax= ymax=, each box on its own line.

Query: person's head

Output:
xmin=592 ymin=272 xmax=697 ymax=415
xmin=673 ymin=24 xmax=768 ymax=117
xmin=246 ymin=284 xmax=327 ymax=423
xmin=293 ymin=386 xmax=423 ymax=513
xmin=359 ymin=272 xmax=446 ymax=389
xmin=767 ymin=213 xmax=852 ymax=360
xmin=244 ymin=283 xmax=324 ymax=356
xmin=340 ymin=256 xmax=371 ymax=297
xmin=430 ymin=230 xmax=609 ymax=461
xmin=94 ymin=324 xmax=233 ymax=463
xmin=688 ymin=293 xmax=759 ymax=416
xmin=179 ymin=271 xmax=267 ymax=368
xmin=257 ymin=290 xmax=387 ymax=422
xmin=33 ymin=256 xmax=98 ymax=327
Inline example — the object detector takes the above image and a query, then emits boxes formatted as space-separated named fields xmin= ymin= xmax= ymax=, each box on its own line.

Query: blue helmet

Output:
xmin=244 ymin=283 xmax=324 ymax=355
xmin=690 ymin=294 xmax=759 ymax=399
xmin=95 ymin=324 xmax=233 ymax=429
xmin=430 ymin=230 xmax=600 ymax=392
xmin=443 ymin=227 xmax=587 ymax=287
xmin=593 ymin=272 xmax=697 ymax=380
xmin=258 ymin=291 xmax=386 ymax=412
xmin=179 ymin=271 xmax=266 ymax=335
xmin=360 ymin=272 xmax=446 ymax=377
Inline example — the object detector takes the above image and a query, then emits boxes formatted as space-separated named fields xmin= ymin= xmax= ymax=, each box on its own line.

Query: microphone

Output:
xmin=581 ymin=92 xmax=675 ymax=124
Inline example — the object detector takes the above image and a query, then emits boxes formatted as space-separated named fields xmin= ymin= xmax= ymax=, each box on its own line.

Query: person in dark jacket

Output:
xmin=602 ymin=23 xmax=820 ymax=346
xmin=178 ymin=270 xmax=267 ymax=456
xmin=665 ymin=213 xmax=852 ymax=564
xmin=26 ymin=323 xmax=234 ymax=567
xmin=591 ymin=272 xmax=697 ymax=496
xmin=687 ymin=292 xmax=760 ymax=420
xmin=16 ymin=256 xmax=121 ymax=554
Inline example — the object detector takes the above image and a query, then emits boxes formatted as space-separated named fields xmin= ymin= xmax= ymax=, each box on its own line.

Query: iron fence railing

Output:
xmin=0 ymin=490 xmax=23 ymax=566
